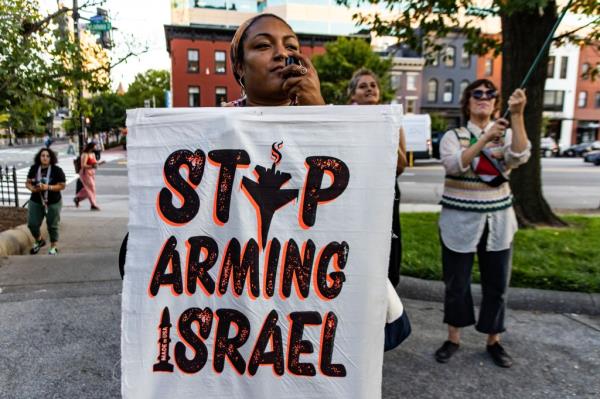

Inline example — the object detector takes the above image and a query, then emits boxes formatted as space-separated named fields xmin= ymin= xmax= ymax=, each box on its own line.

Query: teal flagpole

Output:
xmin=502 ymin=0 xmax=574 ymax=119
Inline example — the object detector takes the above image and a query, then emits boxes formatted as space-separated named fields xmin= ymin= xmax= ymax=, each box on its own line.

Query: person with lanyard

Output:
xmin=223 ymin=13 xmax=411 ymax=352
xmin=347 ymin=68 xmax=408 ymax=287
xmin=25 ymin=148 xmax=66 ymax=255
xmin=434 ymin=79 xmax=530 ymax=367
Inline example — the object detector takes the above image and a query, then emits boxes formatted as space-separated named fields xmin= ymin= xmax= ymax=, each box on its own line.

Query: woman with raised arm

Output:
xmin=434 ymin=79 xmax=530 ymax=368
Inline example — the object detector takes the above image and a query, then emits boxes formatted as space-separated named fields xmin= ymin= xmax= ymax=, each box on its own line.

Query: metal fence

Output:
xmin=0 ymin=166 xmax=19 ymax=207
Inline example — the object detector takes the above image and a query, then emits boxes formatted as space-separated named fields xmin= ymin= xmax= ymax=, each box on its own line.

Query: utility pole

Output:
xmin=73 ymin=0 xmax=85 ymax=154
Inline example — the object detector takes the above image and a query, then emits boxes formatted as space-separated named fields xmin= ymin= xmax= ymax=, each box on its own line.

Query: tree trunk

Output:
xmin=501 ymin=1 xmax=567 ymax=227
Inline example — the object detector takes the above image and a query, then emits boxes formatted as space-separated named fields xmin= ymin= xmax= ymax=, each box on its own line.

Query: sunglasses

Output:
xmin=471 ymin=89 xmax=498 ymax=100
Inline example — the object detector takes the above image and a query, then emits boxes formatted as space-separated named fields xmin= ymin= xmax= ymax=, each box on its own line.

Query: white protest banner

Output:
xmin=122 ymin=105 xmax=401 ymax=398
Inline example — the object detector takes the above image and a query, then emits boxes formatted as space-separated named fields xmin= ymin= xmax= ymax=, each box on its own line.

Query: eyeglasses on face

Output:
xmin=471 ymin=89 xmax=498 ymax=100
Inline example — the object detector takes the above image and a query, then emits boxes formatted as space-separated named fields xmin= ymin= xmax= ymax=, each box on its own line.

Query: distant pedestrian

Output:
xmin=434 ymin=79 xmax=530 ymax=368
xmin=92 ymin=133 xmax=103 ymax=161
xmin=67 ymin=137 xmax=76 ymax=155
xmin=43 ymin=133 xmax=52 ymax=148
xmin=74 ymin=142 xmax=101 ymax=211
xmin=25 ymin=148 xmax=66 ymax=255
xmin=347 ymin=68 xmax=408 ymax=287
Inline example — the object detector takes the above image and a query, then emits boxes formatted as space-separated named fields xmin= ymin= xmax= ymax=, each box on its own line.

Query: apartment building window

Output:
xmin=578 ymin=91 xmax=588 ymax=108
xmin=188 ymin=86 xmax=200 ymax=107
xmin=547 ymin=56 xmax=555 ymax=78
xmin=459 ymin=80 xmax=470 ymax=98
xmin=215 ymin=51 xmax=226 ymax=74
xmin=187 ymin=49 xmax=199 ymax=73
xmin=443 ymin=79 xmax=454 ymax=103
xmin=559 ymin=56 xmax=568 ymax=79
xmin=427 ymin=79 xmax=438 ymax=102
xmin=406 ymin=73 xmax=417 ymax=91
xmin=596 ymin=92 xmax=600 ymax=108
xmin=543 ymin=90 xmax=564 ymax=111
xmin=390 ymin=74 xmax=402 ymax=91
xmin=461 ymin=47 xmax=470 ymax=68
xmin=215 ymin=87 xmax=227 ymax=105
xmin=431 ymin=51 xmax=439 ymax=67
xmin=484 ymin=59 xmax=493 ymax=76
xmin=581 ymin=62 xmax=590 ymax=79
xmin=444 ymin=46 xmax=456 ymax=68
xmin=406 ymin=98 xmax=416 ymax=114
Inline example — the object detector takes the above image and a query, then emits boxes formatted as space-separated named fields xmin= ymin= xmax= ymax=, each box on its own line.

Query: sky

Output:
xmin=38 ymin=1 xmax=595 ymax=91
xmin=41 ymin=0 xmax=172 ymax=90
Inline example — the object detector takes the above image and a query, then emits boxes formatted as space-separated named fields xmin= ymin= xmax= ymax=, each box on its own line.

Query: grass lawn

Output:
xmin=400 ymin=213 xmax=600 ymax=293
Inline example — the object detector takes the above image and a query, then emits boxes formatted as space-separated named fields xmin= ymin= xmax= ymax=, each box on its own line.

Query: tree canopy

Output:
xmin=0 ymin=0 xmax=112 ymax=112
xmin=337 ymin=0 xmax=599 ymax=226
xmin=312 ymin=37 xmax=393 ymax=104
xmin=124 ymin=69 xmax=170 ymax=109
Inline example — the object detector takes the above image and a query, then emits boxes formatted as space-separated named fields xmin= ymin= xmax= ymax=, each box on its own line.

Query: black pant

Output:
xmin=441 ymin=224 xmax=512 ymax=334
xmin=388 ymin=183 xmax=402 ymax=287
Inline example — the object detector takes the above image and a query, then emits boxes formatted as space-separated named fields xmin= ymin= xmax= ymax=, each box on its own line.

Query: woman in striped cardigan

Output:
xmin=434 ymin=79 xmax=530 ymax=368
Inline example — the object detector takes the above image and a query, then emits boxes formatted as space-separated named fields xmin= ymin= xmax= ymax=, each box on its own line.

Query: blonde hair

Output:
xmin=347 ymin=68 xmax=380 ymax=103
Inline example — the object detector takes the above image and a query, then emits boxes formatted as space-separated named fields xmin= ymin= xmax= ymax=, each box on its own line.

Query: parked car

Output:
xmin=540 ymin=137 xmax=559 ymax=157
xmin=431 ymin=131 xmax=445 ymax=159
xmin=583 ymin=150 xmax=600 ymax=165
xmin=562 ymin=141 xmax=593 ymax=157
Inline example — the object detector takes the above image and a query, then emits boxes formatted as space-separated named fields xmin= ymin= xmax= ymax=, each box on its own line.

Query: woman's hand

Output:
xmin=508 ymin=88 xmax=527 ymax=115
xmin=281 ymin=51 xmax=325 ymax=106
xmin=38 ymin=183 xmax=49 ymax=191
xmin=482 ymin=118 xmax=509 ymax=143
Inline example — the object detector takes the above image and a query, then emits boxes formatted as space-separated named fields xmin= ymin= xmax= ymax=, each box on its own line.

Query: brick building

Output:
xmin=572 ymin=44 xmax=600 ymax=143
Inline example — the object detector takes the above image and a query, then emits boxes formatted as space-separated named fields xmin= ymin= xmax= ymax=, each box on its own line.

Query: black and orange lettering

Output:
xmin=248 ymin=310 xmax=284 ymax=376
xmin=315 ymin=241 xmax=349 ymax=300
xmin=174 ymin=307 xmax=213 ymax=374
xmin=300 ymin=156 xmax=349 ymax=228
xmin=153 ymin=307 xmax=174 ymax=372
xmin=213 ymin=309 xmax=251 ymax=375
xmin=217 ymin=239 xmax=260 ymax=298
xmin=149 ymin=236 xmax=183 ymax=296
xmin=208 ymin=150 xmax=250 ymax=225
xmin=186 ymin=236 xmax=219 ymax=295
xmin=287 ymin=311 xmax=322 ymax=376
xmin=158 ymin=150 xmax=205 ymax=225
xmin=281 ymin=239 xmax=315 ymax=299
xmin=264 ymin=239 xmax=281 ymax=298
xmin=320 ymin=312 xmax=346 ymax=377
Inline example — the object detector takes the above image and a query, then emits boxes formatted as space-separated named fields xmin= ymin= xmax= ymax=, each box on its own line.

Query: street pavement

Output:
xmin=400 ymin=157 xmax=600 ymax=210
xmin=0 ymin=151 xmax=599 ymax=398
xmin=2 ymin=143 xmax=600 ymax=209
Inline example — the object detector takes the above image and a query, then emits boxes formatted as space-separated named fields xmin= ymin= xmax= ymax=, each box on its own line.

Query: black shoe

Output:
xmin=30 ymin=238 xmax=46 ymax=255
xmin=487 ymin=342 xmax=513 ymax=368
xmin=435 ymin=340 xmax=459 ymax=363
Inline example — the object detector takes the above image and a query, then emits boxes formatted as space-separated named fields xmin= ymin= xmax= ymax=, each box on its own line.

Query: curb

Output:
xmin=398 ymin=276 xmax=600 ymax=316
xmin=0 ymin=223 xmax=48 ymax=257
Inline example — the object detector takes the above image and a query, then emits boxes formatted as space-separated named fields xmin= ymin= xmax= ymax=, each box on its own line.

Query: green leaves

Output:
xmin=123 ymin=69 xmax=170 ymax=109
xmin=0 ymin=0 xmax=111 ymax=119
xmin=312 ymin=37 xmax=393 ymax=104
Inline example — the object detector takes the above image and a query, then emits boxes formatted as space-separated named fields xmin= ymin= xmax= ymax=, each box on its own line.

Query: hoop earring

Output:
xmin=238 ymin=77 xmax=246 ymax=96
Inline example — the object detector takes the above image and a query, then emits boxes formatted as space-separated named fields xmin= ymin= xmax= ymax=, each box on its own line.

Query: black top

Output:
xmin=27 ymin=165 xmax=66 ymax=204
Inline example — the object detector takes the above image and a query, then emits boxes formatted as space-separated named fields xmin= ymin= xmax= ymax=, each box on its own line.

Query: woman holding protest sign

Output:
xmin=434 ymin=79 xmax=530 ymax=368
xmin=348 ymin=68 xmax=407 ymax=287
xmin=224 ymin=13 xmax=410 ymax=351
xmin=25 ymin=148 xmax=66 ymax=255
